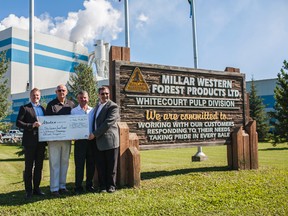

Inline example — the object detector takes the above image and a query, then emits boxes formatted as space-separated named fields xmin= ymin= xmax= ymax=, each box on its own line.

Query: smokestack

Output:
xmin=94 ymin=39 xmax=110 ymax=79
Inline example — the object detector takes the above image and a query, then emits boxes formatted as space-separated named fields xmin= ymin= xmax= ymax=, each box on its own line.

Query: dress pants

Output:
xmin=24 ymin=144 xmax=46 ymax=193
xmin=48 ymin=141 xmax=71 ymax=192
xmin=94 ymin=147 xmax=119 ymax=190
xmin=74 ymin=139 xmax=95 ymax=190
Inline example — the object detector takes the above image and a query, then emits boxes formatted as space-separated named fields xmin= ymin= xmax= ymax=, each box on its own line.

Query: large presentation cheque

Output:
xmin=38 ymin=115 xmax=89 ymax=142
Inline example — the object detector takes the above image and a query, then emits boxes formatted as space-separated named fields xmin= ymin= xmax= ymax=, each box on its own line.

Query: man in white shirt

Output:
xmin=71 ymin=90 xmax=95 ymax=194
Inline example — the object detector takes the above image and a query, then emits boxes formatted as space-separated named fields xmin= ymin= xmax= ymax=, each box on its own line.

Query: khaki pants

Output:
xmin=48 ymin=141 xmax=71 ymax=192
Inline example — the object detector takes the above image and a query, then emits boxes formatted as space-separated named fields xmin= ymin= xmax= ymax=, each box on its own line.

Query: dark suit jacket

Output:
xmin=16 ymin=103 xmax=46 ymax=147
xmin=92 ymin=100 xmax=120 ymax=151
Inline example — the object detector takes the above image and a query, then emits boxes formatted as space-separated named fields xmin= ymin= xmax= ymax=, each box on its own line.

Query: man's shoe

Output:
xmin=33 ymin=189 xmax=45 ymax=196
xmin=25 ymin=192 xmax=33 ymax=199
xmin=107 ymin=187 xmax=116 ymax=193
xmin=74 ymin=187 xmax=84 ymax=195
xmin=59 ymin=188 xmax=69 ymax=195
xmin=51 ymin=191 xmax=60 ymax=197
xmin=86 ymin=187 xmax=95 ymax=193
xmin=99 ymin=188 xmax=107 ymax=193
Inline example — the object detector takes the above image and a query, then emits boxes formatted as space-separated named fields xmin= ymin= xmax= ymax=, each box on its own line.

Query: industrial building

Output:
xmin=246 ymin=78 xmax=277 ymax=113
xmin=0 ymin=27 xmax=108 ymax=123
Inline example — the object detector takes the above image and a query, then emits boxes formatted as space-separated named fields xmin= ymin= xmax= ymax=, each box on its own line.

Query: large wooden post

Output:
xmin=117 ymin=122 xmax=130 ymax=186
xmin=229 ymin=120 xmax=258 ymax=170
xmin=117 ymin=122 xmax=141 ymax=187
xmin=109 ymin=46 xmax=130 ymax=102
xmin=108 ymin=46 xmax=139 ymax=188
xmin=245 ymin=121 xmax=258 ymax=169
xmin=231 ymin=127 xmax=248 ymax=169
xmin=127 ymin=133 xmax=140 ymax=187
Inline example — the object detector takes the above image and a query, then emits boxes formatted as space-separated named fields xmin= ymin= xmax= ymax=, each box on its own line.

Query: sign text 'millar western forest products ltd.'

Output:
xmin=116 ymin=63 xmax=246 ymax=148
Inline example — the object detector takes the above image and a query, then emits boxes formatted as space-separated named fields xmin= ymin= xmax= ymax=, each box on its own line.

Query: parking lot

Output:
xmin=0 ymin=130 xmax=23 ymax=143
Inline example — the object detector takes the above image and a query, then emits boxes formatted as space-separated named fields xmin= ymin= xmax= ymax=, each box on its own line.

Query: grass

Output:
xmin=0 ymin=142 xmax=287 ymax=215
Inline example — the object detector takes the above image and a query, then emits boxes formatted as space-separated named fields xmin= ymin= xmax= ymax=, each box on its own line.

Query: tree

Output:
xmin=0 ymin=51 xmax=11 ymax=130
xmin=271 ymin=60 xmax=288 ymax=144
xmin=67 ymin=63 xmax=98 ymax=107
xmin=249 ymin=78 xmax=269 ymax=141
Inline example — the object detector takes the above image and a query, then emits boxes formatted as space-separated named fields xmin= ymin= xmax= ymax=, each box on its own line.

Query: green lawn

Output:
xmin=0 ymin=143 xmax=287 ymax=215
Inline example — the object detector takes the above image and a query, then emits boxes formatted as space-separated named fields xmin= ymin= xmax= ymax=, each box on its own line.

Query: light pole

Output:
xmin=29 ymin=0 xmax=35 ymax=90
xmin=188 ymin=0 xmax=207 ymax=161
xmin=189 ymin=0 xmax=198 ymax=68
xmin=124 ymin=0 xmax=130 ymax=47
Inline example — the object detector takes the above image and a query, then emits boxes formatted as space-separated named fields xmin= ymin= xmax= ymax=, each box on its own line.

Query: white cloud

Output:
xmin=49 ymin=12 xmax=78 ymax=41
xmin=138 ymin=14 xmax=148 ymax=22
xmin=0 ymin=14 xmax=29 ymax=31
xmin=130 ymin=1 xmax=182 ymax=26
xmin=0 ymin=0 xmax=122 ymax=47
xmin=136 ymin=13 xmax=149 ymax=29
xmin=69 ymin=0 xmax=122 ymax=46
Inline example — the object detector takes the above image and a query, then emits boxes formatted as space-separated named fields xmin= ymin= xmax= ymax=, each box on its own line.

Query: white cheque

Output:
xmin=38 ymin=115 xmax=89 ymax=142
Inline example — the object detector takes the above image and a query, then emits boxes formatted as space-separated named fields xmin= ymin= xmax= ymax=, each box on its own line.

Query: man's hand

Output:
xmin=33 ymin=121 xmax=41 ymax=128
xmin=88 ymin=133 xmax=95 ymax=140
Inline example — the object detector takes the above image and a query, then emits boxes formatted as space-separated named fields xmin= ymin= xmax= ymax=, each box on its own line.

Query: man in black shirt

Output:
xmin=46 ymin=84 xmax=74 ymax=196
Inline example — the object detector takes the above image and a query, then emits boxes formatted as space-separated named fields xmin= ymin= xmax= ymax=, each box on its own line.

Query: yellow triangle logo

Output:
xmin=124 ymin=67 xmax=150 ymax=93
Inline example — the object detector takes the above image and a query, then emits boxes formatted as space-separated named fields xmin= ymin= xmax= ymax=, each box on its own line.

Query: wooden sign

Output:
xmin=114 ymin=61 xmax=246 ymax=149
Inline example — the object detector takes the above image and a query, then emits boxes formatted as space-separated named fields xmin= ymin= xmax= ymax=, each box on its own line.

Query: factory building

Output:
xmin=246 ymin=78 xmax=277 ymax=113
xmin=0 ymin=27 xmax=108 ymax=123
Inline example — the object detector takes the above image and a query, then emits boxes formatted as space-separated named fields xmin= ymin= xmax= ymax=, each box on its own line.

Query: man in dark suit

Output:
xmin=88 ymin=86 xmax=120 ymax=193
xmin=16 ymin=88 xmax=46 ymax=199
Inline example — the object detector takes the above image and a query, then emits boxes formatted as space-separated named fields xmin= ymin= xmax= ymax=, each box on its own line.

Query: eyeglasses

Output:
xmin=57 ymin=89 xmax=66 ymax=92
xmin=100 ymin=93 xmax=109 ymax=96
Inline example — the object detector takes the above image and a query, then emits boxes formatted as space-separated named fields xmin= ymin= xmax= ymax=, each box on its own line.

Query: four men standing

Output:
xmin=16 ymin=85 xmax=120 ymax=198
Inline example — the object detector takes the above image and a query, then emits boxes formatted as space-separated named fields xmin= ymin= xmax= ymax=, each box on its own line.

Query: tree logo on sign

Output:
xmin=124 ymin=67 xmax=149 ymax=93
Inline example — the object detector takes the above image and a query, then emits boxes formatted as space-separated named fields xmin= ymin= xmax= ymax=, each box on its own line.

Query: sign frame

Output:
xmin=114 ymin=61 xmax=247 ymax=149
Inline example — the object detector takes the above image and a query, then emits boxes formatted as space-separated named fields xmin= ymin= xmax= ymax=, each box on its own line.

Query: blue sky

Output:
xmin=0 ymin=0 xmax=287 ymax=81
